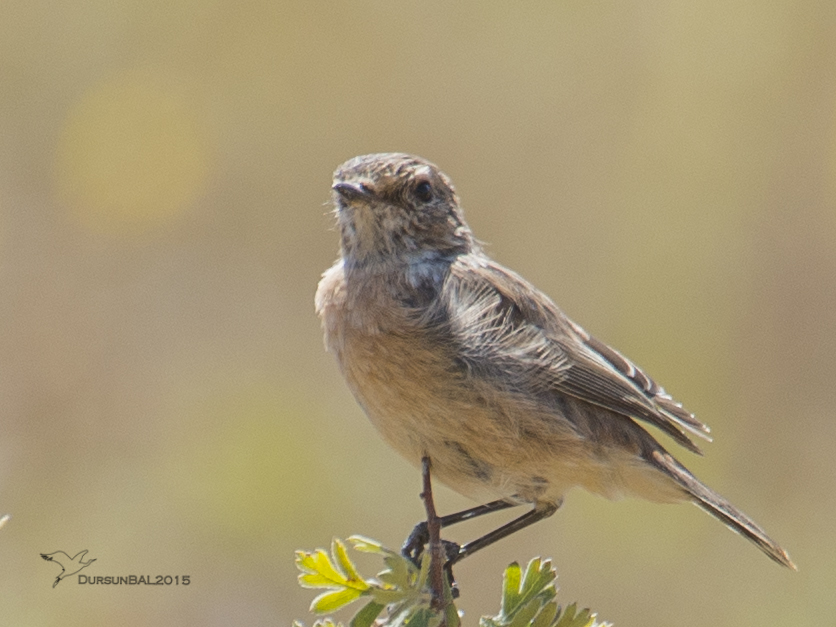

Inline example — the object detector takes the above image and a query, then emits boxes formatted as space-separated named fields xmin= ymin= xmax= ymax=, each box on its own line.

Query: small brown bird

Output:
xmin=315 ymin=152 xmax=795 ymax=570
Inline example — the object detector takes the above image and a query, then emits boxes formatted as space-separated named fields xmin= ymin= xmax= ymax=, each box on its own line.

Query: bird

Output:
xmin=315 ymin=152 xmax=795 ymax=570
xmin=41 ymin=550 xmax=97 ymax=587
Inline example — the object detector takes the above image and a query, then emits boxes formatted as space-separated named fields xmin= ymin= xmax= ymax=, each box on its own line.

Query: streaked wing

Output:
xmin=443 ymin=256 xmax=711 ymax=454
xmin=567 ymin=320 xmax=711 ymax=439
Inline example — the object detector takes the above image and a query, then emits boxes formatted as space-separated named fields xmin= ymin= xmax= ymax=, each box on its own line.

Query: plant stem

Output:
xmin=420 ymin=456 xmax=447 ymax=618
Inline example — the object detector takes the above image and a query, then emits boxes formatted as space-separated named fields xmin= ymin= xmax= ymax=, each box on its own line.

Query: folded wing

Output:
xmin=441 ymin=256 xmax=711 ymax=454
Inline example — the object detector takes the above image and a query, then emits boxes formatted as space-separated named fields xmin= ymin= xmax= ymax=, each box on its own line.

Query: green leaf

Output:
xmin=299 ymin=572 xmax=347 ymax=589
xmin=349 ymin=600 xmax=385 ymax=627
xmin=444 ymin=597 xmax=462 ymax=627
xmin=499 ymin=558 xmax=557 ymax=622
xmin=404 ymin=606 xmax=436 ymax=627
xmin=333 ymin=539 xmax=369 ymax=591
xmin=554 ymin=603 xmax=598 ymax=627
xmin=517 ymin=559 xmax=556 ymax=614
xmin=554 ymin=604 xmax=572 ymax=627
xmin=295 ymin=550 xmax=319 ymax=574
xmin=572 ymin=607 xmax=591 ymax=627
xmin=530 ymin=601 xmax=558 ymax=627
xmin=520 ymin=557 xmax=542 ymax=595
xmin=508 ymin=599 xmax=541 ymax=627
xmin=295 ymin=620 xmax=343 ymax=627
xmin=349 ymin=535 xmax=396 ymax=556
xmin=415 ymin=551 xmax=431 ymax=592
xmin=368 ymin=586 xmax=412 ymax=606
xmin=311 ymin=587 xmax=365 ymax=614
xmin=296 ymin=542 xmax=370 ymax=594
xmin=379 ymin=553 xmax=414 ymax=589
xmin=296 ymin=538 xmax=608 ymax=627
xmin=315 ymin=549 xmax=350 ymax=585
xmin=296 ymin=549 xmax=348 ymax=587
xmin=502 ymin=562 xmax=522 ymax=616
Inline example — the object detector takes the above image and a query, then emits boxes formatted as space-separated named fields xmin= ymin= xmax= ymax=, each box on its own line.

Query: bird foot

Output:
xmin=401 ymin=522 xmax=462 ymax=598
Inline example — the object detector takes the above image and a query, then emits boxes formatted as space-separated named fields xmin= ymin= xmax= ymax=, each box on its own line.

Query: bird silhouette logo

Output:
xmin=41 ymin=550 xmax=96 ymax=587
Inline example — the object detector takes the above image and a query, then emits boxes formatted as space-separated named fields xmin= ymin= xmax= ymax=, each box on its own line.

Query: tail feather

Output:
xmin=651 ymin=450 xmax=796 ymax=570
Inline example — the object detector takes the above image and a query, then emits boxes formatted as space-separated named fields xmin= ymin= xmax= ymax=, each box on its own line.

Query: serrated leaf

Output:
xmin=530 ymin=600 xmax=558 ymax=627
xmin=554 ymin=603 xmax=576 ymax=627
xmin=404 ymin=606 xmax=436 ymax=627
xmin=533 ymin=586 xmax=557 ymax=609
xmin=368 ymin=586 xmax=412 ymax=606
xmin=486 ymin=558 xmax=606 ymax=627
xmin=299 ymin=572 xmax=347 ymax=589
xmin=383 ymin=599 xmax=412 ymax=627
xmin=502 ymin=562 xmax=522 ymax=616
xmin=311 ymin=587 xmax=365 ymax=614
xmin=296 ymin=550 xmax=319 ymax=574
xmin=572 ymin=608 xmax=591 ymax=626
xmin=379 ymin=554 xmax=413 ymax=589
xmin=523 ymin=559 xmax=555 ymax=599
xmin=349 ymin=600 xmax=385 ymax=627
xmin=296 ymin=548 xmax=352 ymax=590
xmin=556 ymin=603 xmax=598 ymax=627
xmin=508 ymin=598 xmax=541 ymax=627
xmin=315 ymin=549 xmax=351 ymax=585
xmin=333 ymin=539 xmax=368 ymax=589
xmin=520 ymin=557 xmax=542 ymax=595
xmin=295 ymin=537 xmax=472 ymax=627
xmin=444 ymin=597 xmax=461 ymax=627
xmin=349 ymin=535 xmax=396 ymax=555
xmin=415 ymin=551 xmax=431 ymax=592
xmin=514 ymin=559 xmax=556 ymax=616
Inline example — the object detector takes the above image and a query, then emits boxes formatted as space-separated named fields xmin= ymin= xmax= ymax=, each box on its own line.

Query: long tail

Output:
xmin=650 ymin=450 xmax=796 ymax=570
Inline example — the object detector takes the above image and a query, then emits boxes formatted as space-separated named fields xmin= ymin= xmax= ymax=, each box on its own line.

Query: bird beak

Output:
xmin=332 ymin=181 xmax=372 ymax=202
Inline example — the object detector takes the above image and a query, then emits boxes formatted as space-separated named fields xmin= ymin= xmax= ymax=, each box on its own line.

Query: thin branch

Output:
xmin=420 ymin=456 xmax=447 ymax=617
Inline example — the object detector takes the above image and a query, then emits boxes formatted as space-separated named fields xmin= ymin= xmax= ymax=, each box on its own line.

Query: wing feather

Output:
xmin=441 ymin=256 xmax=711 ymax=454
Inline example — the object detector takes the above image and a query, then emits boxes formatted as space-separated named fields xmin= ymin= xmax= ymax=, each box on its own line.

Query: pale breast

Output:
xmin=317 ymin=261 xmax=510 ymax=498
xmin=316 ymin=260 xmax=685 ymax=507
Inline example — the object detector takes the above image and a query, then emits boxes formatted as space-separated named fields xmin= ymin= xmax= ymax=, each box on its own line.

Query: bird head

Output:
xmin=331 ymin=153 xmax=475 ymax=266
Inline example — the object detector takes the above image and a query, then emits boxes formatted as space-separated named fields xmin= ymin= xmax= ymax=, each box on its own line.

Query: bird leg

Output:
xmin=404 ymin=499 xmax=560 ymax=584
xmin=449 ymin=502 xmax=560 ymax=564
xmin=401 ymin=498 xmax=519 ymax=564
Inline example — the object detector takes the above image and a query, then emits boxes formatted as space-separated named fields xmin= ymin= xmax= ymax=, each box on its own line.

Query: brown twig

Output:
xmin=420 ymin=456 xmax=447 ymax=617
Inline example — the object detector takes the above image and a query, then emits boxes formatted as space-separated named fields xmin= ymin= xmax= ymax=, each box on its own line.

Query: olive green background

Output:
xmin=1 ymin=1 xmax=833 ymax=625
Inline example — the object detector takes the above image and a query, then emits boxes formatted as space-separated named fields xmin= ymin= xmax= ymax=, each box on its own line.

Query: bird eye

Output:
xmin=414 ymin=180 xmax=433 ymax=203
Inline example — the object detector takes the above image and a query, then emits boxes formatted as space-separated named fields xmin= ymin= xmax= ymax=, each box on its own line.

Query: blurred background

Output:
xmin=1 ymin=0 xmax=834 ymax=625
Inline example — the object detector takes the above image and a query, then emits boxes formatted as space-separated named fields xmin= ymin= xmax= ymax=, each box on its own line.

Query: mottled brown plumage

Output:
xmin=316 ymin=152 xmax=795 ymax=569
